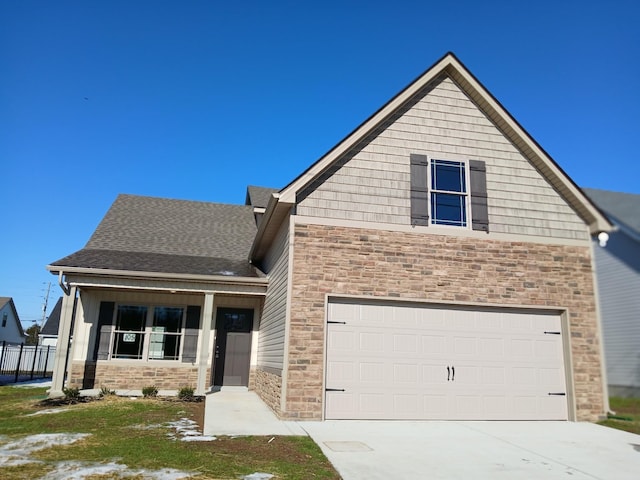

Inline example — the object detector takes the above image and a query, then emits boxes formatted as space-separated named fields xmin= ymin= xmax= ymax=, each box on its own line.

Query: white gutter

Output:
xmin=57 ymin=271 xmax=70 ymax=295
xmin=47 ymin=265 xmax=268 ymax=287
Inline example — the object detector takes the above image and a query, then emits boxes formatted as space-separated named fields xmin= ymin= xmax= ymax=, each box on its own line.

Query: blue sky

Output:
xmin=1 ymin=1 xmax=639 ymax=327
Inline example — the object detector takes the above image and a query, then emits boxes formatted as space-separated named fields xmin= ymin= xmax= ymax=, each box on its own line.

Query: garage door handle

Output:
xmin=447 ymin=366 xmax=450 ymax=381
xmin=326 ymin=388 xmax=345 ymax=392
xmin=548 ymin=392 xmax=566 ymax=396
xmin=451 ymin=366 xmax=455 ymax=381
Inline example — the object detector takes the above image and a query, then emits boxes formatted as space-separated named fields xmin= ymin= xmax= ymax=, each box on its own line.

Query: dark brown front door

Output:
xmin=212 ymin=308 xmax=253 ymax=387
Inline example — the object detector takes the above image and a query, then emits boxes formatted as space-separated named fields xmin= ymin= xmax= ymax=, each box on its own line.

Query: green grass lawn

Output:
xmin=0 ymin=386 xmax=340 ymax=479
xmin=598 ymin=397 xmax=640 ymax=435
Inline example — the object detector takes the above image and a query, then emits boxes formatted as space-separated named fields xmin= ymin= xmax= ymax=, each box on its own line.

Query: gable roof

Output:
xmin=49 ymin=194 xmax=263 ymax=278
xmin=40 ymin=297 xmax=62 ymax=336
xmin=0 ymin=297 xmax=26 ymax=337
xmin=583 ymin=188 xmax=640 ymax=239
xmin=251 ymin=52 xmax=612 ymax=259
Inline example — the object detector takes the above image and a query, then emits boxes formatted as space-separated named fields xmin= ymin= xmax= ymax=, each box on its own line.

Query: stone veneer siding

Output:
xmin=284 ymin=223 xmax=605 ymax=421
xmin=254 ymin=367 xmax=283 ymax=416
xmin=68 ymin=361 xmax=202 ymax=391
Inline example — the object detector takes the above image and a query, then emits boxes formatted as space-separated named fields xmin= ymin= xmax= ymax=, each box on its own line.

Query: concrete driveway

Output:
xmin=300 ymin=420 xmax=640 ymax=480
xmin=204 ymin=389 xmax=640 ymax=479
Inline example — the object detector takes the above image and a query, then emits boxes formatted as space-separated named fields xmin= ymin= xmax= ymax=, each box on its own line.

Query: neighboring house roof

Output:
xmin=246 ymin=186 xmax=278 ymax=209
xmin=582 ymin=188 xmax=640 ymax=239
xmin=49 ymin=194 xmax=263 ymax=278
xmin=0 ymin=297 xmax=26 ymax=337
xmin=40 ymin=297 xmax=62 ymax=337
xmin=251 ymin=52 xmax=612 ymax=260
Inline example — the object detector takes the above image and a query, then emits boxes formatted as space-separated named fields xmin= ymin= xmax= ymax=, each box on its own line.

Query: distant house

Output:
xmin=583 ymin=188 xmax=640 ymax=398
xmin=48 ymin=53 xmax=613 ymax=422
xmin=39 ymin=297 xmax=62 ymax=347
xmin=0 ymin=297 xmax=26 ymax=345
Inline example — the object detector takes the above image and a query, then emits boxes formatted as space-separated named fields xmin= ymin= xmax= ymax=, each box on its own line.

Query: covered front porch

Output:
xmin=48 ymin=269 xmax=267 ymax=398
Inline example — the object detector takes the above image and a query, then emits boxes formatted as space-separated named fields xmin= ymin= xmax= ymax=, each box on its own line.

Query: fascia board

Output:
xmin=46 ymin=265 xmax=268 ymax=286
xmin=249 ymin=192 xmax=293 ymax=261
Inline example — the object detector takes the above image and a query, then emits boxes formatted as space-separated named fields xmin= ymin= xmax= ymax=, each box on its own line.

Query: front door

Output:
xmin=212 ymin=308 xmax=253 ymax=387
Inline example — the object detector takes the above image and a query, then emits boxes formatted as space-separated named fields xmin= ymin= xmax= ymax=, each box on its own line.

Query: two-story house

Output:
xmin=48 ymin=53 xmax=612 ymax=422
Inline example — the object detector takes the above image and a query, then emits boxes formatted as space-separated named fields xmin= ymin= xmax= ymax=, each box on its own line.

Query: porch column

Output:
xmin=49 ymin=286 xmax=77 ymax=397
xmin=196 ymin=292 xmax=214 ymax=395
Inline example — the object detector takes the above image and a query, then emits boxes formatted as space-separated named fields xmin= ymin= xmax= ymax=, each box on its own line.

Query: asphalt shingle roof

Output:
xmin=50 ymin=194 xmax=263 ymax=277
xmin=583 ymin=188 xmax=640 ymax=236
xmin=40 ymin=297 xmax=62 ymax=336
xmin=246 ymin=185 xmax=278 ymax=209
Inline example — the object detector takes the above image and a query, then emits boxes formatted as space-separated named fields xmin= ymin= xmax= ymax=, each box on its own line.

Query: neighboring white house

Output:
xmin=0 ymin=297 xmax=27 ymax=345
xmin=584 ymin=188 xmax=640 ymax=398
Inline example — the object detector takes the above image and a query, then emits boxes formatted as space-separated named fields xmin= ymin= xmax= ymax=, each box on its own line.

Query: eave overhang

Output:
xmin=47 ymin=264 xmax=269 ymax=292
xmin=249 ymin=192 xmax=293 ymax=262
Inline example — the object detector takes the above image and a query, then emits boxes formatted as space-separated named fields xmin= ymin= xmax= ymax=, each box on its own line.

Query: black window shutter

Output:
xmin=410 ymin=154 xmax=429 ymax=226
xmin=95 ymin=301 xmax=115 ymax=361
xmin=182 ymin=305 xmax=201 ymax=363
xmin=469 ymin=160 xmax=489 ymax=232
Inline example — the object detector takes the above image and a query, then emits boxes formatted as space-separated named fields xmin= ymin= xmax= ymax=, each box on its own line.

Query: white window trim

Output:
xmin=427 ymin=156 xmax=472 ymax=229
xmin=110 ymin=303 xmax=186 ymax=362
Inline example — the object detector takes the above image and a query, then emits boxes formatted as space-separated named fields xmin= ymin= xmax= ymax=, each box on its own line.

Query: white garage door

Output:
xmin=325 ymin=301 xmax=568 ymax=420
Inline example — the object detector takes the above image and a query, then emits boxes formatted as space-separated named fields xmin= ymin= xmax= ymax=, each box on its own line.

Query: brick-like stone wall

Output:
xmin=285 ymin=223 xmax=605 ymax=421
xmin=254 ymin=367 xmax=283 ymax=416
xmin=69 ymin=362 xmax=201 ymax=391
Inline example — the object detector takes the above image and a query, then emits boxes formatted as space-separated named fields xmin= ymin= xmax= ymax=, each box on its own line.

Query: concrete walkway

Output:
xmin=203 ymin=387 xmax=305 ymax=436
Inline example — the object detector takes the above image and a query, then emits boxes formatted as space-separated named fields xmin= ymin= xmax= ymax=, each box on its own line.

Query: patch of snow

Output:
xmin=0 ymin=433 xmax=89 ymax=466
xmin=165 ymin=418 xmax=215 ymax=442
xmin=180 ymin=435 xmax=217 ymax=442
xmin=41 ymin=461 xmax=129 ymax=479
xmin=25 ymin=408 xmax=72 ymax=416
xmin=243 ymin=473 xmax=274 ymax=480
xmin=41 ymin=461 xmax=194 ymax=479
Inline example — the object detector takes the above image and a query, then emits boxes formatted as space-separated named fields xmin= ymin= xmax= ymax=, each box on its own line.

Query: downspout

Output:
xmin=58 ymin=271 xmax=70 ymax=296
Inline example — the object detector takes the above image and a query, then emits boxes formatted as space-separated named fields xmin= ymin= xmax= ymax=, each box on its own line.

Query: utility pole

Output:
xmin=40 ymin=281 xmax=51 ymax=327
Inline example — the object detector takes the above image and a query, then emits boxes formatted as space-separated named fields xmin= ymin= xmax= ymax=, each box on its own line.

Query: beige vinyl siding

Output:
xmin=72 ymin=290 xmax=203 ymax=363
xmin=297 ymin=75 xmax=588 ymax=241
xmin=257 ymin=219 xmax=290 ymax=372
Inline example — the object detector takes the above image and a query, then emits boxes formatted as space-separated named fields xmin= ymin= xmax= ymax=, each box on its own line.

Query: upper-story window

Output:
xmin=2 ymin=312 xmax=7 ymax=327
xmin=430 ymin=159 xmax=468 ymax=227
xmin=411 ymin=154 xmax=489 ymax=232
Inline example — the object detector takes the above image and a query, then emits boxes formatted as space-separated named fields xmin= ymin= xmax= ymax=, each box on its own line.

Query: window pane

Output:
xmin=431 ymin=160 xmax=466 ymax=193
xmin=222 ymin=311 xmax=252 ymax=332
xmin=149 ymin=307 xmax=183 ymax=360
xmin=431 ymin=192 xmax=467 ymax=226
xmin=112 ymin=332 xmax=144 ymax=359
xmin=116 ymin=306 xmax=146 ymax=331
xmin=153 ymin=307 xmax=183 ymax=333
xmin=113 ymin=305 xmax=146 ymax=359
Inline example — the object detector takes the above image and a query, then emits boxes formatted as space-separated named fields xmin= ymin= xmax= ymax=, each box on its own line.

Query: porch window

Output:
xmin=149 ymin=307 xmax=183 ymax=360
xmin=111 ymin=304 xmax=185 ymax=361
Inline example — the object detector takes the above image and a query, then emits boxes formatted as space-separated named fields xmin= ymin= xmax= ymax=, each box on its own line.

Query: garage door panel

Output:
xmin=326 ymin=301 xmax=568 ymax=420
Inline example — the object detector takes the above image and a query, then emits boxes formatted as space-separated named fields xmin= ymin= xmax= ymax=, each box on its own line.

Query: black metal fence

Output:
xmin=0 ymin=341 xmax=55 ymax=385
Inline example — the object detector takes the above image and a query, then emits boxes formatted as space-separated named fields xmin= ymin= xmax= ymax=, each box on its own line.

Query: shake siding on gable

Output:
xmin=296 ymin=76 xmax=588 ymax=241
xmin=257 ymin=219 xmax=290 ymax=372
